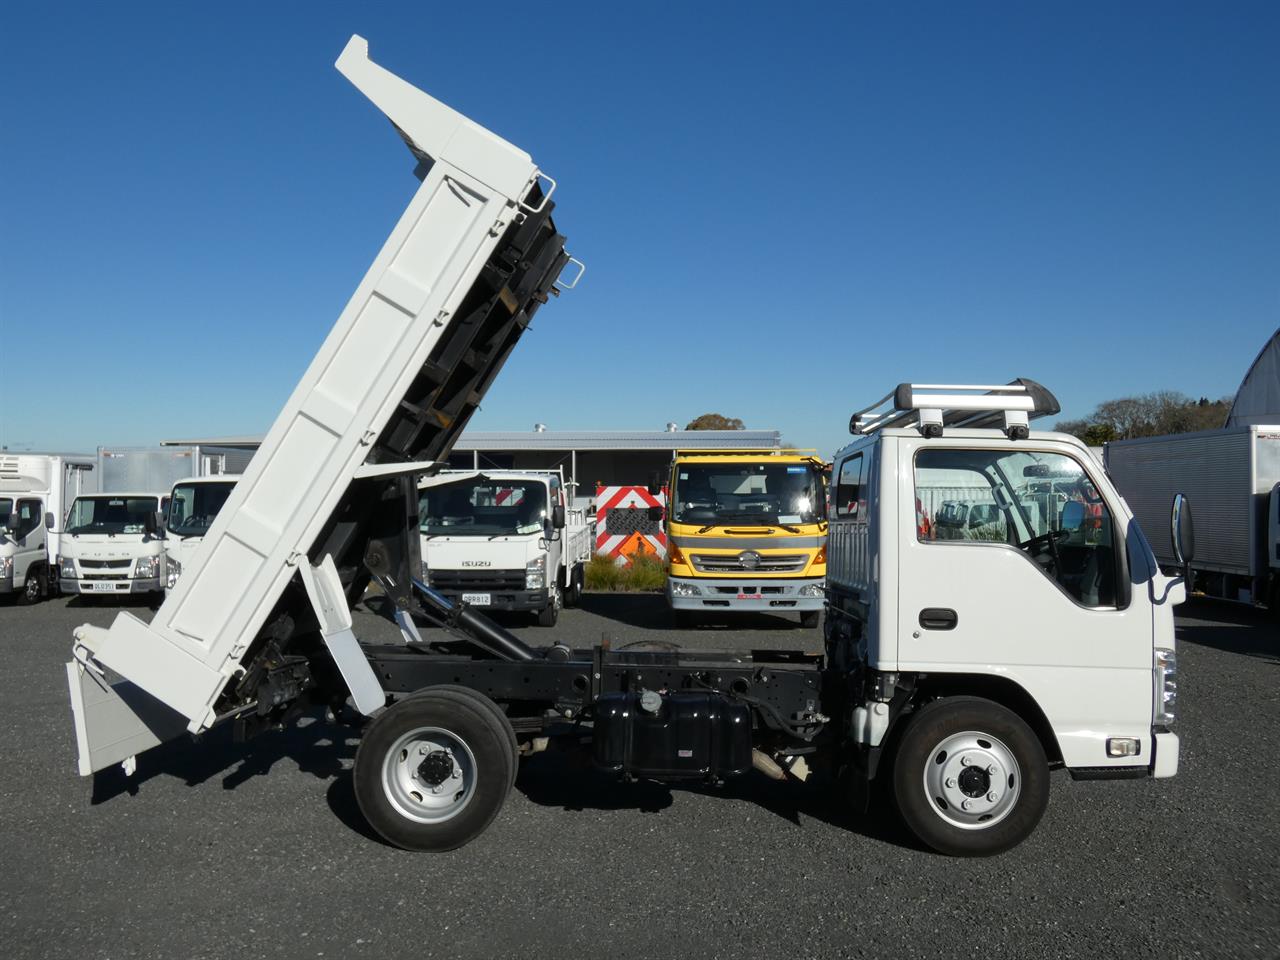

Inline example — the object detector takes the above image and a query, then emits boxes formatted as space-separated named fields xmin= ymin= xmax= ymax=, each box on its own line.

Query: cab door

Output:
xmin=14 ymin=498 xmax=47 ymax=591
xmin=895 ymin=437 xmax=1155 ymax=769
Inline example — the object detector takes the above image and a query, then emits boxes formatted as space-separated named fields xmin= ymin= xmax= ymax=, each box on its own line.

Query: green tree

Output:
xmin=1055 ymin=391 xmax=1230 ymax=442
xmin=685 ymin=413 xmax=744 ymax=430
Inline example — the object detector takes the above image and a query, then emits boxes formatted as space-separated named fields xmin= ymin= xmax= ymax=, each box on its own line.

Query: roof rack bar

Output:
xmin=849 ymin=378 xmax=1060 ymax=440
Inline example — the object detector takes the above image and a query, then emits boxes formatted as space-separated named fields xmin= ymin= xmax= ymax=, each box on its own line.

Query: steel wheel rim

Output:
xmin=922 ymin=730 xmax=1021 ymax=830
xmin=24 ymin=575 xmax=40 ymax=601
xmin=381 ymin=726 xmax=477 ymax=824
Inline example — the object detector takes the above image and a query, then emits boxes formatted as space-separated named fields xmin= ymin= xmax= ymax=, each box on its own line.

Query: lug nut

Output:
xmin=960 ymin=755 xmax=971 ymax=766
xmin=451 ymin=768 xmax=461 ymax=779
xmin=961 ymin=799 xmax=973 ymax=811
xmin=987 ymin=791 xmax=998 ymax=802
xmin=986 ymin=764 xmax=997 ymax=775
xmin=945 ymin=778 xmax=956 ymax=789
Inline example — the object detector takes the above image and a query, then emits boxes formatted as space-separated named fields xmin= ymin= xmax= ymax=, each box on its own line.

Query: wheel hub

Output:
xmin=923 ymin=731 xmax=1021 ymax=831
xmin=416 ymin=750 xmax=454 ymax=786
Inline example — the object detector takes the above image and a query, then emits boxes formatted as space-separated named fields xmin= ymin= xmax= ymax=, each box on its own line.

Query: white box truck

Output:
xmin=63 ymin=40 xmax=1181 ymax=858
xmin=0 ymin=453 xmax=96 ymax=602
xmin=419 ymin=470 xmax=592 ymax=625
xmin=1105 ymin=425 xmax=1279 ymax=611
xmin=57 ymin=492 xmax=167 ymax=598
xmin=163 ymin=474 xmax=241 ymax=592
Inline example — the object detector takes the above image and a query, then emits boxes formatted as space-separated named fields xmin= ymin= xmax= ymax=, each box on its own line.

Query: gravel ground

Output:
xmin=0 ymin=593 xmax=1276 ymax=960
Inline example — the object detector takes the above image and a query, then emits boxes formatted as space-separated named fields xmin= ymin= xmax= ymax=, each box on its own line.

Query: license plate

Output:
xmin=461 ymin=593 xmax=491 ymax=606
xmin=737 ymin=593 xmax=763 ymax=600
xmin=87 ymin=582 xmax=119 ymax=593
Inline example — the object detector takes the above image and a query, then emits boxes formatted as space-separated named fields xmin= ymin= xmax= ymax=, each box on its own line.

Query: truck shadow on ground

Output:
xmin=577 ymin=592 xmax=814 ymax=633
xmin=90 ymin=713 xmax=362 ymax=804
xmin=1177 ymin=599 xmax=1278 ymax=663
xmin=509 ymin=750 xmax=924 ymax=852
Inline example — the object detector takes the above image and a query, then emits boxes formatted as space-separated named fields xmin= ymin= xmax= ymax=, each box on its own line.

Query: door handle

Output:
xmin=919 ymin=608 xmax=958 ymax=630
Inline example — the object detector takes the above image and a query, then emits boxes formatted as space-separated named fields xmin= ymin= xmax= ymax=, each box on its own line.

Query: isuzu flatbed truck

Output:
xmin=66 ymin=40 xmax=1185 ymax=857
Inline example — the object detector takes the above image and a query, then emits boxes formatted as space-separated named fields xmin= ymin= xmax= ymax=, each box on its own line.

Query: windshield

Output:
xmin=66 ymin=496 xmax=158 ymax=536
xmin=167 ymin=481 xmax=235 ymax=537
xmin=672 ymin=462 xmax=825 ymax=526
xmin=420 ymin=479 xmax=549 ymax=538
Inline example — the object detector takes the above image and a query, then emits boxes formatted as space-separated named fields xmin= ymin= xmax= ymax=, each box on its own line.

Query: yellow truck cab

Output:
xmin=664 ymin=449 xmax=828 ymax=627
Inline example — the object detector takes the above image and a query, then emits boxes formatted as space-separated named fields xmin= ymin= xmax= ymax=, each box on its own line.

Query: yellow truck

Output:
xmin=663 ymin=449 xmax=828 ymax=627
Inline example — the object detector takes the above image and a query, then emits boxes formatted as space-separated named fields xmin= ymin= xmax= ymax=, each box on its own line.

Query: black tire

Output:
xmin=18 ymin=564 xmax=46 ymax=605
xmin=891 ymin=696 xmax=1048 ymax=857
xmin=799 ymin=610 xmax=820 ymax=629
xmin=354 ymin=687 xmax=516 ymax=851
xmin=563 ymin=565 xmax=584 ymax=607
xmin=410 ymin=685 xmax=519 ymax=792
xmin=536 ymin=581 xmax=561 ymax=627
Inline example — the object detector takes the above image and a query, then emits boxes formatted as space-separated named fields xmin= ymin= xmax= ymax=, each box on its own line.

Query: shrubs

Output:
xmin=584 ymin=552 xmax=667 ymax=592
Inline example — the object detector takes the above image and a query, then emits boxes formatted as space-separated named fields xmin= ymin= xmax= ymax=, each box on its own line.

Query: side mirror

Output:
xmin=1060 ymin=501 xmax=1085 ymax=532
xmin=647 ymin=505 xmax=664 ymax=522
xmin=551 ymin=504 xmax=566 ymax=530
xmin=44 ymin=512 xmax=55 ymax=530
xmin=1171 ymin=494 xmax=1195 ymax=566
xmin=647 ymin=472 xmax=662 ymax=496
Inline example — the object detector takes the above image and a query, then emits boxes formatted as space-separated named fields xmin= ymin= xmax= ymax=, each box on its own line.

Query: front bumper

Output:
xmin=433 ymin=588 xmax=550 ymax=612
xmin=667 ymin=576 xmax=825 ymax=612
xmin=61 ymin=576 xmax=162 ymax=596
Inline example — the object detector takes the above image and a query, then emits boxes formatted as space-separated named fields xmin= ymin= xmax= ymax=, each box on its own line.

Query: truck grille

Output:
xmin=79 ymin=559 xmax=132 ymax=570
xmin=690 ymin=554 xmax=808 ymax=574
xmin=427 ymin=569 xmax=525 ymax=591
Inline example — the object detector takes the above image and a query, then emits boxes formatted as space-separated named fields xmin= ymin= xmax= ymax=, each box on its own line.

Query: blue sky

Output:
xmin=1 ymin=1 xmax=1277 ymax=457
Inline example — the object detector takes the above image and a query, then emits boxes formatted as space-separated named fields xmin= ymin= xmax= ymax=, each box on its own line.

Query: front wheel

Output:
xmin=353 ymin=687 xmax=516 ymax=851
xmin=891 ymin=696 xmax=1048 ymax=857
xmin=18 ymin=565 xmax=47 ymax=605
xmin=536 ymin=581 xmax=562 ymax=626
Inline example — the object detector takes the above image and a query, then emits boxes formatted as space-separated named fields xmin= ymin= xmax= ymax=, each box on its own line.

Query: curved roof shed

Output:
xmin=1226 ymin=327 xmax=1280 ymax=428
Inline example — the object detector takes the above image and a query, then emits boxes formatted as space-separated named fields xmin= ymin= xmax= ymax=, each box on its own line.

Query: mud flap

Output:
xmin=298 ymin=554 xmax=387 ymax=716
xmin=65 ymin=659 xmax=189 ymax=776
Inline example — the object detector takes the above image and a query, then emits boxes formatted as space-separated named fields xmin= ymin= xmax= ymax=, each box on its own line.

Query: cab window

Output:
xmin=914 ymin=448 xmax=1122 ymax=608
xmin=834 ymin=454 xmax=864 ymax=519
xmin=16 ymin=499 xmax=42 ymax=538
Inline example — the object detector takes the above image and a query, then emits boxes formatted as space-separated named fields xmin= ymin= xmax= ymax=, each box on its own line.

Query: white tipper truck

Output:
xmin=63 ymin=40 xmax=1182 ymax=858
xmin=419 ymin=469 xmax=592 ymax=626
xmin=0 ymin=453 xmax=96 ymax=602
xmin=1105 ymin=425 xmax=1279 ymax=613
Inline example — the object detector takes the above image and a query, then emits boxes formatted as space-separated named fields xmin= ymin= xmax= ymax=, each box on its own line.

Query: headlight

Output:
xmin=58 ymin=555 xmax=77 ymax=579
xmin=798 ymin=582 xmax=825 ymax=598
xmin=670 ymin=580 xmax=702 ymax=597
xmin=525 ymin=556 xmax=546 ymax=589
xmin=165 ymin=557 xmax=182 ymax=589
xmin=134 ymin=555 xmax=160 ymax=579
xmin=1154 ymin=649 xmax=1177 ymax=725
xmin=0 ymin=556 xmax=11 ymax=579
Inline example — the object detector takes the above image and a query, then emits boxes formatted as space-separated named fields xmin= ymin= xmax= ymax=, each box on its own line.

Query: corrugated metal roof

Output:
xmin=1226 ymin=327 xmax=1280 ymax=428
xmin=161 ymin=429 xmax=781 ymax=452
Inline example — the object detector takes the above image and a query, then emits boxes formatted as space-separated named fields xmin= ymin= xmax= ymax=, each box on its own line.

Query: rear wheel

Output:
xmin=891 ymin=696 xmax=1048 ymax=857
xmin=563 ymin=565 xmax=584 ymax=607
xmin=354 ymin=687 xmax=516 ymax=851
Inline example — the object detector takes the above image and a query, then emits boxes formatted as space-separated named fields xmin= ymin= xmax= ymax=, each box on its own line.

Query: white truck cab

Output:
xmin=57 ymin=492 xmax=166 ymax=598
xmin=163 ymin=475 xmax=241 ymax=592
xmin=825 ymin=381 xmax=1185 ymax=854
xmin=0 ymin=454 xmax=96 ymax=602
xmin=418 ymin=469 xmax=592 ymax=625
